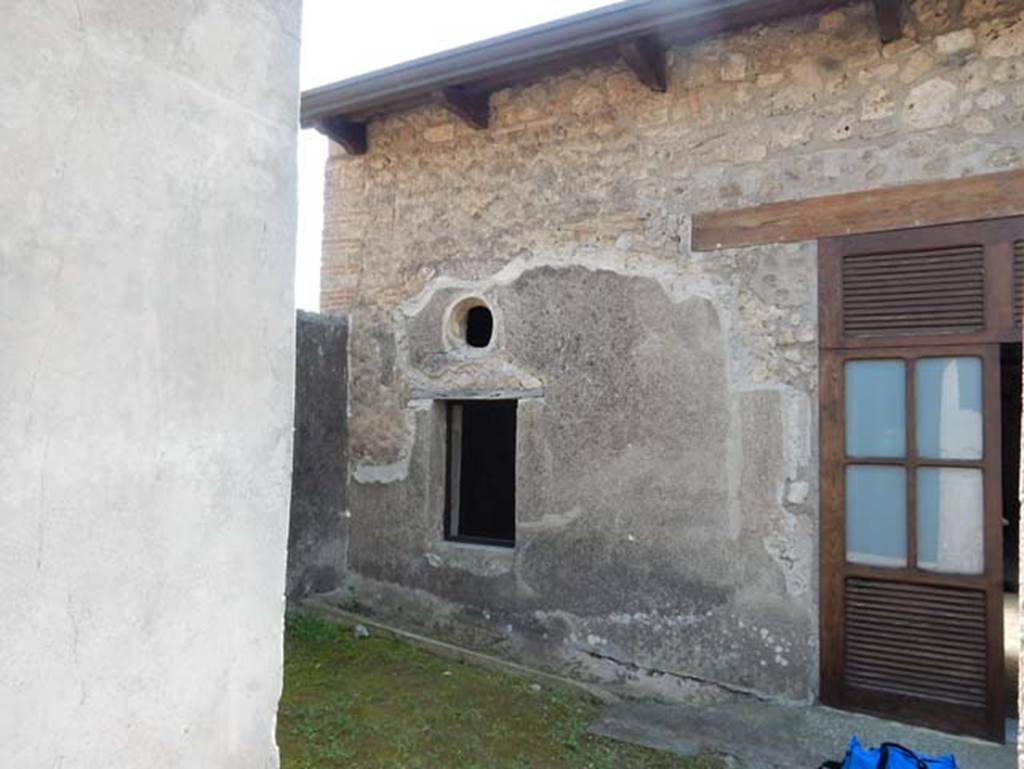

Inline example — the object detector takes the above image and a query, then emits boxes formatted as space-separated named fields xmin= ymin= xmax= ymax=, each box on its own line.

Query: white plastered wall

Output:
xmin=0 ymin=2 xmax=300 ymax=767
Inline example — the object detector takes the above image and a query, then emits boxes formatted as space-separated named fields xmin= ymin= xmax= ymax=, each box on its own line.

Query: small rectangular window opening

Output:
xmin=445 ymin=400 xmax=516 ymax=547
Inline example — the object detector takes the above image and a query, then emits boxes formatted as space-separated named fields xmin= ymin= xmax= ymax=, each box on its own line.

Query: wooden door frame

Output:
xmin=817 ymin=216 xmax=1024 ymax=742
xmin=819 ymin=345 xmax=1004 ymax=739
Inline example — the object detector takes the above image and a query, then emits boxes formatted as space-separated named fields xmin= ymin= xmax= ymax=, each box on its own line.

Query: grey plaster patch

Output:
xmin=345 ymin=263 xmax=819 ymax=699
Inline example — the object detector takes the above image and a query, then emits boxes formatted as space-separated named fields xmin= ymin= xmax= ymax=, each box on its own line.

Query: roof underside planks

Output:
xmin=300 ymin=0 xmax=905 ymax=154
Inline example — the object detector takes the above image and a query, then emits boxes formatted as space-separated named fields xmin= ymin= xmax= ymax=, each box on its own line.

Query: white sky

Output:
xmin=295 ymin=0 xmax=614 ymax=310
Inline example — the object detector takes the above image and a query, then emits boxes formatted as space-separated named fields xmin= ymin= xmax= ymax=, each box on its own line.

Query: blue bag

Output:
xmin=820 ymin=737 xmax=958 ymax=769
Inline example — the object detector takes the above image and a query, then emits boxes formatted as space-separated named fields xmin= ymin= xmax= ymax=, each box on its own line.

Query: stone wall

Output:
xmin=0 ymin=3 xmax=300 ymax=767
xmin=319 ymin=0 xmax=1024 ymax=702
xmin=288 ymin=311 xmax=349 ymax=598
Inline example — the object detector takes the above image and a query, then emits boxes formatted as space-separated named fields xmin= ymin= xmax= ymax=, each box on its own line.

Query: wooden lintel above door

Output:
xmin=691 ymin=169 xmax=1024 ymax=252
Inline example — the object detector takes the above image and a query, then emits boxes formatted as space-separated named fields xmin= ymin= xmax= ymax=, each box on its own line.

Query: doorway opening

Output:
xmin=1001 ymin=343 xmax=1021 ymax=727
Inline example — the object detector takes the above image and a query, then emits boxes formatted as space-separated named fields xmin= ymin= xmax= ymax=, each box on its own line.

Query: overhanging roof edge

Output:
xmin=299 ymin=0 xmax=849 ymax=129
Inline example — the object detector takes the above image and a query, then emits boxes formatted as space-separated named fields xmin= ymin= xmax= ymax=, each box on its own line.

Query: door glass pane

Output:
xmin=846 ymin=465 xmax=907 ymax=567
xmin=845 ymin=360 xmax=906 ymax=458
xmin=917 ymin=467 xmax=984 ymax=575
xmin=915 ymin=357 xmax=982 ymax=460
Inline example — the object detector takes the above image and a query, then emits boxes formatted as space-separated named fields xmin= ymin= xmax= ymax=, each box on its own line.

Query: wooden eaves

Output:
xmin=300 ymin=0 xmax=906 ymax=154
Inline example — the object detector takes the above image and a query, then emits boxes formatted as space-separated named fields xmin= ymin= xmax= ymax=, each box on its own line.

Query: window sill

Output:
xmin=425 ymin=539 xmax=515 ymax=577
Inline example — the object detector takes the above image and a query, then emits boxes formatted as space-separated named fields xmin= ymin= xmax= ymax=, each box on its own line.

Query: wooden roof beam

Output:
xmin=618 ymin=36 xmax=667 ymax=92
xmin=438 ymin=86 xmax=490 ymax=129
xmin=315 ymin=116 xmax=367 ymax=155
xmin=873 ymin=0 xmax=904 ymax=43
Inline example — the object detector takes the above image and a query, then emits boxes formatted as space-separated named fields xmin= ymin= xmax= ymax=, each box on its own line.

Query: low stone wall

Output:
xmin=287 ymin=311 xmax=349 ymax=598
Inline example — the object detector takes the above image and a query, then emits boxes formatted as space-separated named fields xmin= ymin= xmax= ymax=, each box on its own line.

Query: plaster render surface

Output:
xmin=288 ymin=311 xmax=349 ymax=599
xmin=0 ymin=2 xmax=300 ymax=767
xmin=320 ymin=0 xmax=1024 ymax=703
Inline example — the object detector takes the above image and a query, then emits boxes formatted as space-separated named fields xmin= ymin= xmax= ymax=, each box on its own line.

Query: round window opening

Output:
xmin=465 ymin=305 xmax=493 ymax=348
xmin=447 ymin=297 xmax=495 ymax=351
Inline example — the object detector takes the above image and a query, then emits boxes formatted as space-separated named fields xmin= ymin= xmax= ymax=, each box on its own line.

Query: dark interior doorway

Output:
xmin=1001 ymin=343 xmax=1021 ymax=723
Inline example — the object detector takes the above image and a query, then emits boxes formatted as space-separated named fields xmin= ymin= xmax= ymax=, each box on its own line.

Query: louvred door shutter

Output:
xmin=841 ymin=246 xmax=985 ymax=338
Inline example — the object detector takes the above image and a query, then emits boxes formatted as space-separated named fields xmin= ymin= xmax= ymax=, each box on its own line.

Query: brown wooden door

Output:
xmin=819 ymin=217 xmax=1024 ymax=742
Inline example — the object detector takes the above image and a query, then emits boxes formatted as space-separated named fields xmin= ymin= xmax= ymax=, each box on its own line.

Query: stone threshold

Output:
xmin=589 ymin=699 xmax=1017 ymax=769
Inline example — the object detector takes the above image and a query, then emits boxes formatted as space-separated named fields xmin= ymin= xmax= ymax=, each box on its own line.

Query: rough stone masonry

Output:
xmin=317 ymin=0 xmax=1024 ymax=703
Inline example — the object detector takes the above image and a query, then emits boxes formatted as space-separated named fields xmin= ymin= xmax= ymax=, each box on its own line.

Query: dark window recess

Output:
xmin=465 ymin=306 xmax=493 ymax=348
xmin=446 ymin=400 xmax=516 ymax=546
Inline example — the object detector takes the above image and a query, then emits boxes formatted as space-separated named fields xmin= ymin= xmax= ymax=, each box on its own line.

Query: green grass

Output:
xmin=278 ymin=612 xmax=723 ymax=769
